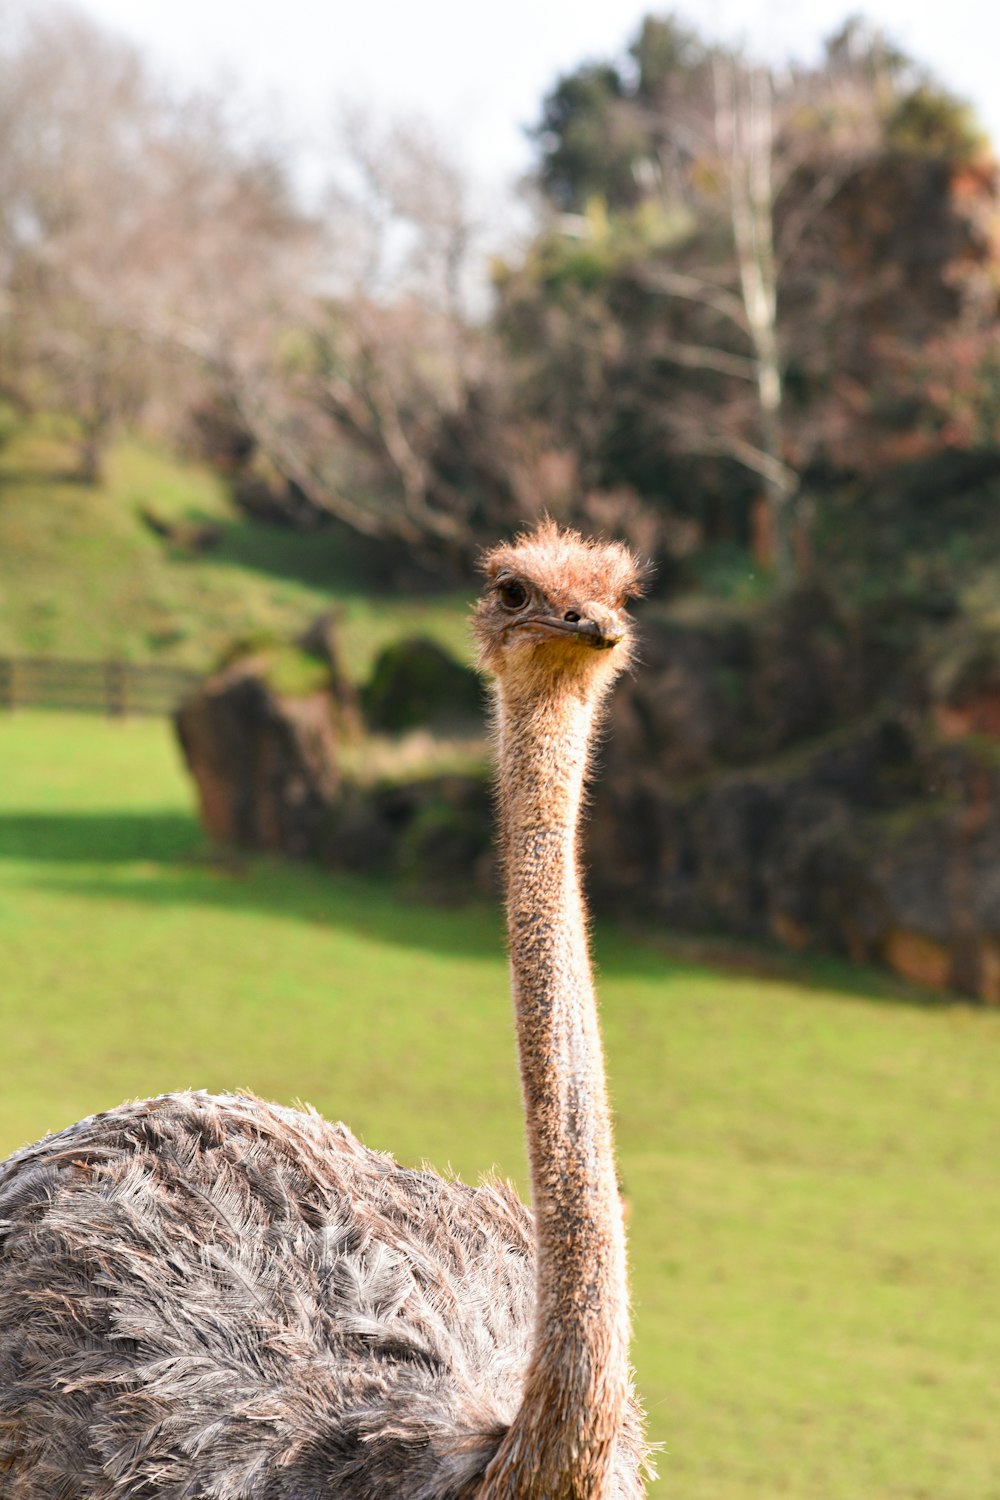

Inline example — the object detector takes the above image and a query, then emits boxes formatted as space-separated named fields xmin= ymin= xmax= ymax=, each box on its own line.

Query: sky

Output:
xmin=60 ymin=0 xmax=1000 ymax=192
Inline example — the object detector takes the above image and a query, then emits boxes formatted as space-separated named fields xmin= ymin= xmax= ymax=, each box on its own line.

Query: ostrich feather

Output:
xmin=0 ymin=1092 xmax=646 ymax=1499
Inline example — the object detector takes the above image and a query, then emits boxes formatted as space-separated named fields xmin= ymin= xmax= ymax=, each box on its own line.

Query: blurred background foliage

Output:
xmin=1 ymin=6 xmax=998 ymax=603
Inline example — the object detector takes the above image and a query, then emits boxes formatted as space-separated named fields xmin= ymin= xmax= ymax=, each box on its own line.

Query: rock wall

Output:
xmin=175 ymin=646 xmax=493 ymax=898
xmin=175 ymin=601 xmax=1000 ymax=1001
xmin=175 ymin=659 xmax=341 ymax=858
xmin=588 ymin=597 xmax=1000 ymax=1001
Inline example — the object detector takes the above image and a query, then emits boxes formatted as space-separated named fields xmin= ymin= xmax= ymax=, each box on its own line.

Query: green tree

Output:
xmin=529 ymin=64 xmax=642 ymax=213
xmin=503 ymin=14 xmax=998 ymax=580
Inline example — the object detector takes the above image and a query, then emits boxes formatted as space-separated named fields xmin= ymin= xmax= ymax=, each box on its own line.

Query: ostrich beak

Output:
xmin=528 ymin=605 xmax=624 ymax=650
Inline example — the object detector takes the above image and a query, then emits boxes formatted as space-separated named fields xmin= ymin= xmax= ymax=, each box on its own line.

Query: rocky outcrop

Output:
xmin=174 ymin=634 xmax=493 ymax=898
xmin=588 ymin=599 xmax=1000 ymax=1001
xmin=175 ymin=659 xmax=341 ymax=857
xmin=324 ymin=775 xmax=494 ymax=894
xmin=176 ymin=598 xmax=1000 ymax=1001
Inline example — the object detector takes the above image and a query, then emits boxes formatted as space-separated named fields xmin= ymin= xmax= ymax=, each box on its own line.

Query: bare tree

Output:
xmin=0 ymin=7 xmax=309 ymax=484
xmin=0 ymin=7 xmax=161 ymax=475
xmin=206 ymin=112 xmax=530 ymax=569
xmin=0 ymin=4 xmax=529 ymax=565
xmin=630 ymin=37 xmax=893 ymax=576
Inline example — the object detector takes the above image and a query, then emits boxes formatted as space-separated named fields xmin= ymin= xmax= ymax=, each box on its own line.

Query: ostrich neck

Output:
xmin=481 ymin=679 xmax=629 ymax=1500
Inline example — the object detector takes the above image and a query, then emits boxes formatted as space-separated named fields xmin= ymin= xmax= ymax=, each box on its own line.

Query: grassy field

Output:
xmin=0 ymin=418 xmax=471 ymax=678
xmin=2 ymin=712 xmax=1000 ymax=1498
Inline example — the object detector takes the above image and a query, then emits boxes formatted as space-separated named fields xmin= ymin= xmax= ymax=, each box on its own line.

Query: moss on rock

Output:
xmin=361 ymin=637 xmax=484 ymax=734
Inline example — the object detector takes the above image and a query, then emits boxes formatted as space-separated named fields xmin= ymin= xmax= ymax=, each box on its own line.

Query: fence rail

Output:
xmin=0 ymin=656 xmax=202 ymax=717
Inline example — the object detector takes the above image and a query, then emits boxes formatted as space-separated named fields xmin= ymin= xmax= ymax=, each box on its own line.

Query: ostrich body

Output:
xmin=0 ymin=524 xmax=650 ymax=1499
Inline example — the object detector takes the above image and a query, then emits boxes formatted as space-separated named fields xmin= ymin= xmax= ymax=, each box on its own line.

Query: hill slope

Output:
xmin=0 ymin=418 xmax=470 ymax=679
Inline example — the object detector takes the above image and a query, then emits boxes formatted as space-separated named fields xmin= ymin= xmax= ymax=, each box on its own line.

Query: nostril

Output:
xmin=564 ymin=611 xmax=581 ymax=623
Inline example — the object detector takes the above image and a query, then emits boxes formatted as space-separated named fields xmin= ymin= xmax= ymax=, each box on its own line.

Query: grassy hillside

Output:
xmin=0 ymin=417 xmax=471 ymax=678
xmin=2 ymin=710 xmax=999 ymax=1498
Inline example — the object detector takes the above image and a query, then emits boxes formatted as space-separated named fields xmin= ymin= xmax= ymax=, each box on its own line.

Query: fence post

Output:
xmin=105 ymin=660 xmax=129 ymax=718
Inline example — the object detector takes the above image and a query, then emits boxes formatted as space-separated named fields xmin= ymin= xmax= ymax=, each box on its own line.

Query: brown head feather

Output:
xmin=474 ymin=522 xmax=645 ymax=680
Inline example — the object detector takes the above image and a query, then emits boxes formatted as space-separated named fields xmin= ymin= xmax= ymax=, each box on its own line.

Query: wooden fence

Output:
xmin=0 ymin=656 xmax=202 ymax=717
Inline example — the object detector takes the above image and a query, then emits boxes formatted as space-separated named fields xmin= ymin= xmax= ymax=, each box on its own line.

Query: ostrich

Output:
xmin=0 ymin=522 xmax=651 ymax=1499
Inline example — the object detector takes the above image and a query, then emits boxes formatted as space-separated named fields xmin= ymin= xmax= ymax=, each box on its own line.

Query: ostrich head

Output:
xmin=473 ymin=520 xmax=644 ymax=692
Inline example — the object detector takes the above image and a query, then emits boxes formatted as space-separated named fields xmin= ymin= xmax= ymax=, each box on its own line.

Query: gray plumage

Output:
xmin=0 ymin=1092 xmax=646 ymax=1498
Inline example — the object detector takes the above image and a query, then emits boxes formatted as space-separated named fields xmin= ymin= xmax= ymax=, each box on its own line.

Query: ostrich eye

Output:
xmin=497 ymin=579 xmax=528 ymax=610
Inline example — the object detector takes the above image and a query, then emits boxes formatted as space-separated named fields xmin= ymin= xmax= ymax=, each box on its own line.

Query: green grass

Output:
xmin=2 ymin=712 xmax=1000 ymax=1498
xmin=0 ymin=419 xmax=471 ymax=678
